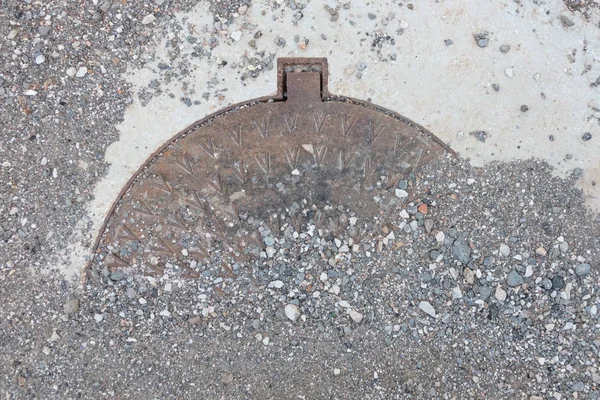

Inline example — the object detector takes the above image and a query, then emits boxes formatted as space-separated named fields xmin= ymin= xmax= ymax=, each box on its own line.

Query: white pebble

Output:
xmin=231 ymin=31 xmax=242 ymax=41
xmin=76 ymin=67 xmax=88 ymax=78
xmin=94 ymin=313 xmax=104 ymax=322
xmin=349 ymin=309 xmax=364 ymax=323
xmin=284 ymin=304 xmax=300 ymax=322
xmin=395 ymin=189 xmax=408 ymax=198
xmin=268 ymin=280 xmax=284 ymax=289
xmin=159 ymin=309 xmax=171 ymax=317
xmin=418 ymin=301 xmax=436 ymax=317
xmin=35 ymin=54 xmax=46 ymax=64
xmin=495 ymin=286 xmax=507 ymax=302
xmin=505 ymin=66 xmax=514 ymax=78
xmin=142 ymin=14 xmax=156 ymax=25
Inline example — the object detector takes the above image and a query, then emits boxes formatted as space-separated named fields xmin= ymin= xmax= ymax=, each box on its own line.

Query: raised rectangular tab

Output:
xmin=286 ymin=72 xmax=322 ymax=104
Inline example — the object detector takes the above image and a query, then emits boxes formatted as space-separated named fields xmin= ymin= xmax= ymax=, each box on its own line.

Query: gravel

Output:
xmin=1 ymin=1 xmax=600 ymax=398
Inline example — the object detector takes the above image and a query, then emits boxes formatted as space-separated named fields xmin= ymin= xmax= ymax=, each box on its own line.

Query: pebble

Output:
xmin=499 ymin=244 xmax=510 ymax=256
xmin=505 ymin=67 xmax=514 ymax=78
xmin=499 ymin=44 xmax=511 ymax=53
xmin=575 ymin=263 xmax=590 ymax=276
xmin=66 ymin=67 xmax=77 ymax=77
xmin=560 ymin=15 xmax=574 ymax=28
xmin=76 ymin=67 xmax=88 ymax=78
xmin=535 ymin=246 xmax=546 ymax=257
xmin=159 ymin=309 xmax=171 ymax=317
xmin=35 ymin=55 xmax=46 ymax=64
xmin=507 ymin=270 xmax=524 ymax=287
xmin=521 ymin=105 xmax=529 ymax=113
xmin=64 ymin=299 xmax=80 ymax=314
xmin=238 ymin=5 xmax=248 ymax=14
xmin=94 ymin=314 xmax=104 ymax=323
xmin=582 ymin=132 xmax=592 ymax=141
xmin=349 ymin=309 xmax=364 ymax=323
xmin=419 ymin=301 xmax=436 ymax=317
xmin=495 ymin=286 xmax=507 ymax=302
xmin=395 ymin=189 xmax=408 ymax=198
xmin=444 ymin=39 xmax=453 ymax=46
xmin=142 ymin=14 xmax=156 ymax=25
xmin=334 ymin=368 xmax=341 ymax=376
xmin=473 ymin=32 xmax=489 ymax=48
xmin=436 ymin=231 xmax=445 ymax=243
xmin=268 ymin=280 xmax=284 ymax=289
xmin=222 ymin=373 xmax=234 ymax=384
xmin=452 ymin=287 xmax=463 ymax=299
xmin=231 ymin=31 xmax=242 ymax=41
xmin=452 ymin=237 xmax=471 ymax=264
xmin=285 ymin=304 xmax=301 ymax=322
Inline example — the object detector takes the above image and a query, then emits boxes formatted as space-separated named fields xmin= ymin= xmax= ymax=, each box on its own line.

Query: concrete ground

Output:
xmin=1 ymin=0 xmax=600 ymax=398
xmin=65 ymin=0 xmax=600 ymax=277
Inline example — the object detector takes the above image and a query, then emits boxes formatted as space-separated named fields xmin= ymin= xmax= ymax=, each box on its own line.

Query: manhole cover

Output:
xmin=90 ymin=58 xmax=452 ymax=278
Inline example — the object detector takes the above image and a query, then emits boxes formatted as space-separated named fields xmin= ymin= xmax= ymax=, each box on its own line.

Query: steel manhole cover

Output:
xmin=90 ymin=58 xmax=452 ymax=279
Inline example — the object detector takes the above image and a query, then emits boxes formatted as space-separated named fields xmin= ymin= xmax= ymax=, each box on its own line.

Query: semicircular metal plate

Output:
xmin=91 ymin=58 xmax=452 ymax=277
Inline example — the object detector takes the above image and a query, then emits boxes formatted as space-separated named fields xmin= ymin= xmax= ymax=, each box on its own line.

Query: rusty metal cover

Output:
xmin=90 ymin=58 xmax=452 ymax=278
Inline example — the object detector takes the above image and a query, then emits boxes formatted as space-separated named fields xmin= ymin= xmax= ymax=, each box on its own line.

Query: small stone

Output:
xmin=473 ymin=31 xmax=489 ymax=48
xmin=452 ymin=237 xmax=471 ymax=264
xmin=159 ymin=309 xmax=171 ymax=317
xmin=35 ymin=54 xmax=46 ymax=64
xmin=463 ymin=268 xmax=475 ymax=285
xmin=230 ymin=31 xmax=242 ymax=41
xmin=505 ymin=67 xmax=514 ymax=78
xmin=419 ymin=301 xmax=436 ymax=317
xmin=575 ymin=263 xmax=590 ymax=276
xmin=560 ymin=15 xmax=574 ymax=28
xmin=499 ymin=44 xmax=511 ymax=53
xmin=238 ymin=4 xmax=248 ymax=14
xmin=535 ymin=246 xmax=546 ymax=257
xmin=395 ymin=189 xmax=408 ymax=198
xmin=424 ymin=219 xmax=433 ymax=233
xmin=499 ymin=244 xmax=510 ymax=256
xmin=94 ymin=313 xmax=104 ymax=323
xmin=268 ymin=280 xmax=284 ymax=289
xmin=530 ymin=396 xmax=543 ymax=400
xmin=142 ymin=14 xmax=156 ymax=25
xmin=285 ymin=304 xmax=301 ymax=322
xmin=109 ymin=270 xmax=124 ymax=281
xmin=507 ymin=270 xmax=524 ymax=287
xmin=64 ymin=299 xmax=80 ymax=314
xmin=571 ymin=381 xmax=585 ymax=392
xmin=452 ymin=287 xmax=463 ymax=299
xmin=349 ymin=309 xmax=364 ymax=323
xmin=368 ymin=13 xmax=376 ymax=20
xmin=66 ymin=67 xmax=77 ymax=77
xmin=551 ymin=275 xmax=565 ymax=290
xmin=75 ymin=67 xmax=88 ymax=78
xmin=495 ymin=286 xmax=507 ymax=302
xmin=24 ymin=90 xmax=37 ymax=96
xmin=436 ymin=231 xmax=445 ymax=243
xmin=444 ymin=39 xmax=453 ymax=46
xmin=222 ymin=373 xmax=234 ymax=384
xmin=521 ymin=105 xmax=529 ymax=112
xmin=334 ymin=368 xmax=341 ymax=375
xmin=582 ymin=132 xmax=592 ymax=141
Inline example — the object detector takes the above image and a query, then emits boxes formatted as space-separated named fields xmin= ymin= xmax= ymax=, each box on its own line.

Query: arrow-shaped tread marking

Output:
xmin=232 ymin=161 xmax=246 ymax=183
xmin=254 ymin=153 xmax=271 ymax=175
xmin=173 ymin=155 xmax=193 ymax=175
xmin=284 ymin=147 xmax=300 ymax=169
xmin=283 ymin=112 xmax=299 ymax=133
xmin=185 ymin=192 xmax=208 ymax=213
xmin=253 ymin=116 xmax=269 ymax=138
xmin=313 ymin=145 xmax=328 ymax=167
xmin=363 ymin=156 xmax=377 ymax=177
xmin=366 ymin=121 xmax=385 ymax=144
xmin=150 ymin=175 xmax=172 ymax=195
xmin=313 ymin=111 xmax=326 ymax=134
xmin=229 ymin=125 xmax=242 ymax=147
xmin=150 ymin=237 xmax=175 ymax=255
xmin=117 ymin=225 xmax=138 ymax=242
xmin=338 ymin=150 xmax=355 ymax=172
xmin=163 ymin=215 xmax=187 ymax=231
xmin=132 ymin=200 xmax=155 ymax=217
xmin=207 ymin=172 xmax=225 ymax=195
xmin=341 ymin=114 xmax=357 ymax=136
xmin=199 ymin=137 xmax=216 ymax=158
xmin=394 ymin=133 xmax=412 ymax=154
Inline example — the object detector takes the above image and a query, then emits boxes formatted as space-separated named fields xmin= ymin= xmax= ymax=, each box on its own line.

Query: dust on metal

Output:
xmin=90 ymin=58 xmax=452 ymax=278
